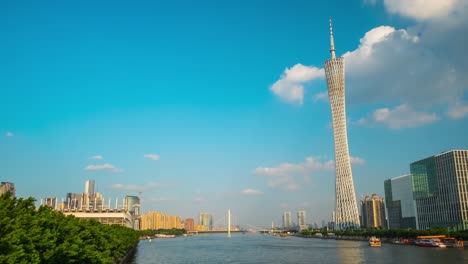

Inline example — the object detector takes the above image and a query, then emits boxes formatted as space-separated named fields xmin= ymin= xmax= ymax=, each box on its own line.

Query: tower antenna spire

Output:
xmin=329 ymin=17 xmax=336 ymax=59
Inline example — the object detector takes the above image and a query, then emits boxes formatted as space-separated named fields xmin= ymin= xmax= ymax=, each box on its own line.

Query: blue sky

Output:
xmin=1 ymin=0 xmax=467 ymax=228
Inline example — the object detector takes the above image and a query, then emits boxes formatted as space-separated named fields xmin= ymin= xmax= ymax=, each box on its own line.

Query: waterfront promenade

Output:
xmin=130 ymin=233 xmax=467 ymax=264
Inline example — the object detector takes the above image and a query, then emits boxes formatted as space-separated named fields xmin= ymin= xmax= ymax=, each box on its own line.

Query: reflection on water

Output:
xmin=336 ymin=240 xmax=365 ymax=264
xmin=131 ymin=233 xmax=467 ymax=264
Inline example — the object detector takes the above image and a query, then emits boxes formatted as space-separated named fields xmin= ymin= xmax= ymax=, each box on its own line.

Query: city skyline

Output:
xmin=1 ymin=1 xmax=468 ymax=227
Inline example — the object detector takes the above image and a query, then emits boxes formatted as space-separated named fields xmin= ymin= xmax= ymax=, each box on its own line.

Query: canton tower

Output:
xmin=324 ymin=18 xmax=360 ymax=230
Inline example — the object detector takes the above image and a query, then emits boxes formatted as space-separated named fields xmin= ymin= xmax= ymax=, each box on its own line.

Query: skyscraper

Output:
xmin=66 ymin=193 xmax=83 ymax=210
xmin=85 ymin=180 xmax=96 ymax=194
xmin=324 ymin=18 xmax=360 ymax=230
xmin=360 ymin=194 xmax=386 ymax=229
xmin=297 ymin=210 xmax=307 ymax=230
xmin=198 ymin=213 xmax=213 ymax=231
xmin=384 ymin=174 xmax=418 ymax=229
xmin=44 ymin=197 xmax=57 ymax=208
xmin=411 ymin=150 xmax=468 ymax=230
xmin=283 ymin=211 xmax=292 ymax=229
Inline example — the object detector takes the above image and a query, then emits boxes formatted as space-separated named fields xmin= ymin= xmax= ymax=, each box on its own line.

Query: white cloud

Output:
xmin=350 ymin=156 xmax=366 ymax=165
xmin=111 ymin=182 xmax=165 ymax=192
xmin=240 ymin=189 xmax=264 ymax=195
xmin=84 ymin=163 xmax=122 ymax=173
xmin=272 ymin=2 xmax=468 ymax=128
xmin=5 ymin=132 xmax=13 ymax=137
xmin=270 ymin=64 xmax=325 ymax=105
xmin=447 ymin=101 xmax=468 ymax=119
xmin=342 ymin=19 xmax=468 ymax=122
xmin=90 ymin=155 xmax=103 ymax=160
xmin=144 ymin=154 xmax=160 ymax=161
xmin=367 ymin=104 xmax=439 ymax=129
xmin=146 ymin=197 xmax=176 ymax=202
xmin=313 ymin=91 xmax=328 ymax=102
xmin=382 ymin=0 xmax=463 ymax=21
xmin=254 ymin=156 xmax=334 ymax=191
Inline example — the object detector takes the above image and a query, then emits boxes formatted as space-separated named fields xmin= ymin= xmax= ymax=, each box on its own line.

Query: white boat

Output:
xmin=415 ymin=239 xmax=446 ymax=248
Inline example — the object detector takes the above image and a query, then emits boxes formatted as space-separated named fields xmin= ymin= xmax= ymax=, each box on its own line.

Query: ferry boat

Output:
xmin=415 ymin=239 xmax=446 ymax=248
xmin=369 ymin=236 xmax=382 ymax=247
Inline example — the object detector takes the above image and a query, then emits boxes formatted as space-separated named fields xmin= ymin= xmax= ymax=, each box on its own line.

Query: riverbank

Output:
xmin=118 ymin=243 xmax=138 ymax=264
xmin=295 ymin=233 xmax=467 ymax=248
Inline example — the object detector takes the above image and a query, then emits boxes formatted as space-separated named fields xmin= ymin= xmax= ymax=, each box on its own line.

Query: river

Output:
xmin=130 ymin=233 xmax=467 ymax=264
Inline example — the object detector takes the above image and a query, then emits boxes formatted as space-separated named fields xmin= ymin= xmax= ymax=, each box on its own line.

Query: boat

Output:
xmin=392 ymin=239 xmax=404 ymax=245
xmin=155 ymin=234 xmax=176 ymax=238
xmin=415 ymin=239 xmax=446 ymax=248
xmin=369 ymin=236 xmax=382 ymax=247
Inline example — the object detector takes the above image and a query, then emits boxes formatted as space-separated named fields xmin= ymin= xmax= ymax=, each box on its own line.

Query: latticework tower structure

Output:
xmin=324 ymin=18 xmax=360 ymax=230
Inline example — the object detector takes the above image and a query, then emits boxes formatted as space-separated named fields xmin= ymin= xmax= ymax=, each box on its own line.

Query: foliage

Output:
xmin=155 ymin=228 xmax=186 ymax=236
xmin=137 ymin=229 xmax=156 ymax=237
xmin=0 ymin=192 xmax=139 ymax=264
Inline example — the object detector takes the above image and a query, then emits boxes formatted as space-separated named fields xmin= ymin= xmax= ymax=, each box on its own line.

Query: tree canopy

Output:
xmin=0 ymin=192 xmax=139 ymax=264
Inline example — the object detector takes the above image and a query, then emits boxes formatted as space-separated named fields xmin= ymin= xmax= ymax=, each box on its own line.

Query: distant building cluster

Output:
xmin=140 ymin=212 xmax=232 ymax=232
xmin=41 ymin=180 xmax=141 ymax=230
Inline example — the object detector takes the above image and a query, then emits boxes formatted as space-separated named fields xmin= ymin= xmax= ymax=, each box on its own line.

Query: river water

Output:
xmin=130 ymin=233 xmax=467 ymax=264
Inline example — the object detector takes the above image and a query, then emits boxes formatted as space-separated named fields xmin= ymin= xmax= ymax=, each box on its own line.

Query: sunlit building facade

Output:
xmin=184 ymin=218 xmax=195 ymax=231
xmin=141 ymin=211 xmax=182 ymax=230
xmin=360 ymin=194 xmax=386 ymax=229
xmin=194 ymin=224 xmax=206 ymax=231
xmin=412 ymin=150 xmax=468 ymax=230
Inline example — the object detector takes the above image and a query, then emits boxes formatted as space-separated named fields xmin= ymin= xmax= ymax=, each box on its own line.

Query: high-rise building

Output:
xmin=44 ymin=197 xmax=57 ymax=209
xmin=85 ymin=180 xmax=96 ymax=194
xmin=125 ymin=195 xmax=140 ymax=215
xmin=360 ymin=194 xmax=386 ymax=229
xmin=0 ymin=182 xmax=15 ymax=197
xmin=141 ymin=211 xmax=182 ymax=230
xmin=198 ymin=213 xmax=213 ymax=231
xmin=184 ymin=218 xmax=195 ymax=231
xmin=283 ymin=211 xmax=292 ymax=229
xmin=411 ymin=150 xmax=468 ymax=230
xmin=324 ymin=18 xmax=360 ymax=230
xmin=297 ymin=211 xmax=307 ymax=230
xmin=66 ymin=193 xmax=83 ymax=210
xmin=83 ymin=180 xmax=103 ymax=210
xmin=125 ymin=195 xmax=141 ymax=230
xmin=384 ymin=174 xmax=418 ymax=229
